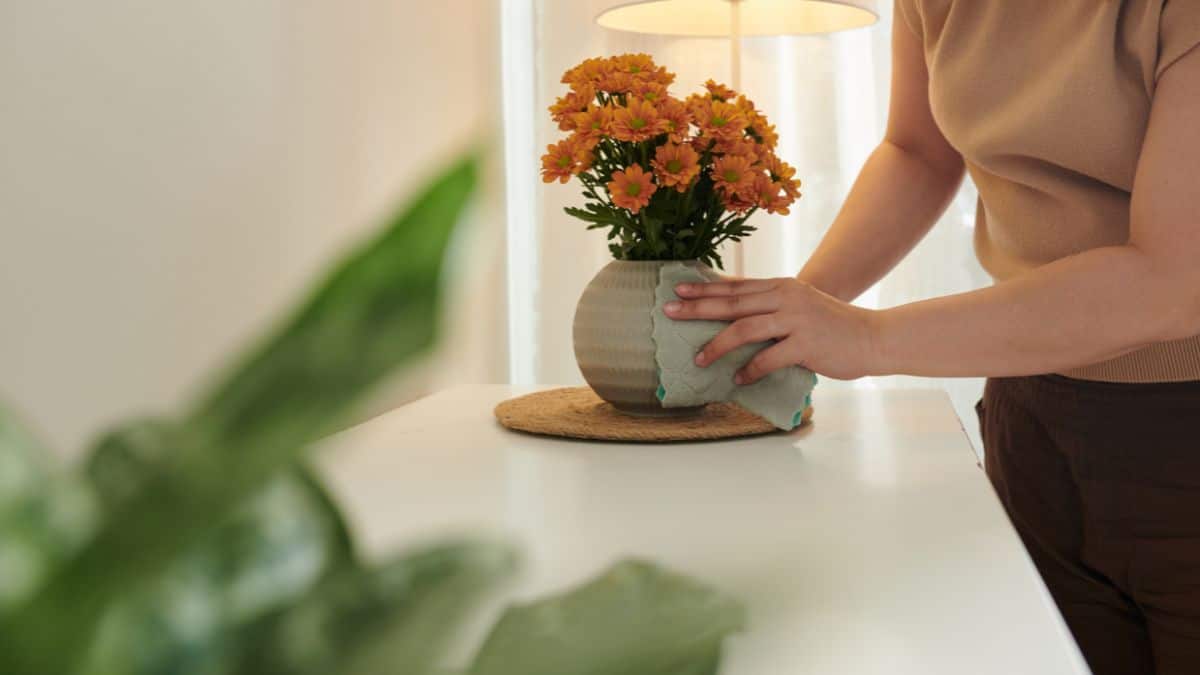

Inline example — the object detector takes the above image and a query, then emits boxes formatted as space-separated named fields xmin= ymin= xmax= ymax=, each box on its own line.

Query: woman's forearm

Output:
xmin=797 ymin=140 xmax=964 ymax=302
xmin=872 ymin=244 xmax=1200 ymax=377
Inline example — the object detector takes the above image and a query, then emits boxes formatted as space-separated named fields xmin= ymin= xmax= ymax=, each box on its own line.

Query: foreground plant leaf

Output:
xmin=0 ymin=403 xmax=52 ymax=518
xmin=81 ymin=424 xmax=357 ymax=675
xmin=0 ymin=404 xmax=97 ymax=616
xmin=235 ymin=540 xmax=517 ymax=675
xmin=468 ymin=559 xmax=745 ymax=675
xmin=0 ymin=153 xmax=478 ymax=675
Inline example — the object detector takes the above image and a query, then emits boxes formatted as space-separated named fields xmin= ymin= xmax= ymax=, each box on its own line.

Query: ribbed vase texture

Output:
xmin=573 ymin=259 xmax=700 ymax=417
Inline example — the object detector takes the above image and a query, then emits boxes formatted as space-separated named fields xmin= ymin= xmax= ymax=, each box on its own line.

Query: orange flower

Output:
xmin=685 ymin=92 xmax=710 ymax=120
xmin=749 ymin=116 xmax=779 ymax=149
xmin=611 ymin=98 xmax=665 ymax=142
xmin=630 ymin=80 xmax=668 ymax=104
xmin=723 ymin=189 xmax=758 ymax=214
xmin=652 ymin=143 xmax=701 ymax=191
xmin=610 ymin=53 xmax=676 ymax=86
xmin=753 ymin=174 xmax=795 ymax=215
xmin=549 ymin=84 xmax=596 ymax=131
xmin=711 ymin=154 xmax=757 ymax=198
xmin=690 ymin=134 xmax=716 ymax=156
xmin=540 ymin=137 xmax=592 ymax=184
xmin=765 ymin=154 xmax=802 ymax=198
xmin=658 ymin=98 xmax=691 ymax=143
xmin=646 ymin=65 xmax=677 ymax=87
xmin=613 ymin=53 xmax=658 ymax=77
xmin=572 ymin=104 xmax=613 ymax=145
xmin=608 ymin=165 xmax=658 ymax=213
xmin=598 ymin=70 xmax=636 ymax=94
xmin=563 ymin=57 xmax=613 ymax=89
xmin=712 ymin=137 xmax=760 ymax=162
xmin=694 ymin=99 xmax=747 ymax=141
xmin=734 ymin=94 xmax=758 ymax=113
xmin=704 ymin=79 xmax=737 ymax=101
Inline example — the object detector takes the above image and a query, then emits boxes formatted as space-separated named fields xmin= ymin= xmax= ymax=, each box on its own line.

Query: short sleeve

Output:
xmin=894 ymin=0 xmax=924 ymax=41
xmin=1157 ymin=0 xmax=1200 ymax=80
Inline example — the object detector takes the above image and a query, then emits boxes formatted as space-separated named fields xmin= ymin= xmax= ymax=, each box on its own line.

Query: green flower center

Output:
xmin=711 ymin=116 xmax=727 ymax=127
xmin=557 ymin=156 xmax=572 ymax=169
xmin=591 ymin=120 xmax=603 ymax=130
xmin=723 ymin=170 xmax=740 ymax=183
xmin=625 ymin=182 xmax=642 ymax=197
xmin=630 ymin=118 xmax=646 ymax=130
xmin=667 ymin=159 xmax=683 ymax=173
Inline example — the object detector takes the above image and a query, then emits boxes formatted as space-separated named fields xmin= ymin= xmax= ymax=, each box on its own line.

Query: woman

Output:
xmin=663 ymin=2 xmax=1200 ymax=673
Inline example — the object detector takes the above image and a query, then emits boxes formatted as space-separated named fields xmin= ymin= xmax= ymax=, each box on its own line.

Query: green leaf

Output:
xmin=0 ymin=403 xmax=97 ymax=617
xmin=0 ymin=403 xmax=51 ymax=517
xmin=235 ymin=540 xmax=517 ymax=675
xmin=0 ymin=153 xmax=479 ymax=675
xmin=468 ymin=559 xmax=745 ymax=675
xmin=74 ymin=415 xmax=357 ymax=675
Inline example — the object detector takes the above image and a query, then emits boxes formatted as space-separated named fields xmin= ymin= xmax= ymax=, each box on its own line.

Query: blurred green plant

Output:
xmin=0 ymin=153 xmax=744 ymax=675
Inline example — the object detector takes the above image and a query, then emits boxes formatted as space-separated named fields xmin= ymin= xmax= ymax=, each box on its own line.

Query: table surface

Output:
xmin=319 ymin=384 xmax=1090 ymax=674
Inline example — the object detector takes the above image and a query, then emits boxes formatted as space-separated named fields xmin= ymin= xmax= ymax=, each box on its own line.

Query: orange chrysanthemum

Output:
xmin=753 ymin=174 xmax=795 ymax=215
xmin=711 ymin=154 xmax=757 ymax=199
xmin=704 ymin=79 xmax=737 ymax=101
xmin=549 ymin=84 xmax=596 ymax=131
xmin=734 ymin=94 xmax=758 ymax=113
xmin=712 ymin=138 xmax=760 ymax=162
xmin=598 ymin=70 xmax=636 ymax=94
xmin=610 ymin=98 xmax=665 ymax=142
xmin=652 ymin=143 xmax=701 ymax=191
xmin=562 ymin=57 xmax=613 ymax=90
xmin=765 ymin=154 xmax=802 ymax=199
xmin=607 ymin=165 xmax=658 ymax=214
xmin=723 ymin=190 xmax=758 ymax=214
xmin=695 ymin=100 xmax=747 ymax=141
xmin=749 ymin=117 xmax=779 ymax=149
xmin=658 ymin=98 xmax=691 ymax=143
xmin=540 ymin=137 xmax=592 ymax=184
xmin=614 ymin=53 xmax=658 ymax=77
xmin=572 ymin=104 xmax=613 ymax=146
xmin=630 ymin=80 xmax=668 ymax=104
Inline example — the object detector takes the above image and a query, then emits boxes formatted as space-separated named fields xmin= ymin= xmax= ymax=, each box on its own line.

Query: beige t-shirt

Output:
xmin=896 ymin=0 xmax=1200 ymax=382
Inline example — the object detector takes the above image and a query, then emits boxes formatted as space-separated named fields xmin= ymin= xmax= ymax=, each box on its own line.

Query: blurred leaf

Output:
xmin=468 ymin=559 xmax=745 ymax=675
xmin=0 ymin=154 xmax=478 ymax=675
xmin=0 ymin=403 xmax=98 ymax=616
xmin=0 ymin=403 xmax=52 ymax=516
xmin=0 ymin=474 xmax=98 ymax=617
xmin=235 ymin=539 xmax=517 ymax=675
xmin=79 ymin=465 xmax=356 ymax=675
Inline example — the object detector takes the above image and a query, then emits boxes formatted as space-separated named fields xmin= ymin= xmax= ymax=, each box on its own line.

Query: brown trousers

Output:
xmin=980 ymin=375 xmax=1200 ymax=675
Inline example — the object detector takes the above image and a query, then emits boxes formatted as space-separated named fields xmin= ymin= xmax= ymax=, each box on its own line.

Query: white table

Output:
xmin=319 ymin=385 xmax=1090 ymax=674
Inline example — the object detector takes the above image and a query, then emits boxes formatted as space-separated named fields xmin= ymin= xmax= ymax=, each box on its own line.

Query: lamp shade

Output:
xmin=595 ymin=0 xmax=879 ymax=37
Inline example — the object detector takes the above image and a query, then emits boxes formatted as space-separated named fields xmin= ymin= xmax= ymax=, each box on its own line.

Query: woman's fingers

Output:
xmin=674 ymin=277 xmax=781 ymax=298
xmin=664 ymin=290 xmax=780 ymax=321
xmin=735 ymin=339 xmax=800 ymax=385
xmin=695 ymin=315 xmax=788 ymax=366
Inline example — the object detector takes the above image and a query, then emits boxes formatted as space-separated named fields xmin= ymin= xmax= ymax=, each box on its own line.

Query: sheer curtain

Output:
xmin=500 ymin=0 xmax=989 ymax=455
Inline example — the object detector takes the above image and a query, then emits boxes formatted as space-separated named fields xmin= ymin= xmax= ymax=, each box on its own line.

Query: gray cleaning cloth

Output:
xmin=651 ymin=261 xmax=817 ymax=430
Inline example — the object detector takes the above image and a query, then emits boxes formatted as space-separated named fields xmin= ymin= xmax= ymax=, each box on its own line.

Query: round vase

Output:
xmin=572 ymin=259 xmax=705 ymax=417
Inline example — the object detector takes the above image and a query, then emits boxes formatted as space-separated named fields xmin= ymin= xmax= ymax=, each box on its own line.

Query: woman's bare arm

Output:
xmin=796 ymin=14 xmax=964 ymax=302
xmin=665 ymin=48 xmax=1200 ymax=383
xmin=871 ymin=48 xmax=1200 ymax=377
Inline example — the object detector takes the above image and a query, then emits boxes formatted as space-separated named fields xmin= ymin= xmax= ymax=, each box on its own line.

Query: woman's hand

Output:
xmin=662 ymin=277 xmax=883 ymax=383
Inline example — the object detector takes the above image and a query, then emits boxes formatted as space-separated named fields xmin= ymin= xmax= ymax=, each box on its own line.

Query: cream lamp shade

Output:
xmin=595 ymin=0 xmax=879 ymax=37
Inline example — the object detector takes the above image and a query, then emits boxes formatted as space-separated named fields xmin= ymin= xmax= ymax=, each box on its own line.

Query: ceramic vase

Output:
xmin=572 ymin=259 xmax=705 ymax=417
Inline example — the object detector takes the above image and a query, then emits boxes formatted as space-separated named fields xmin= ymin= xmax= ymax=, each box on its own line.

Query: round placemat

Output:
xmin=494 ymin=386 xmax=812 ymax=443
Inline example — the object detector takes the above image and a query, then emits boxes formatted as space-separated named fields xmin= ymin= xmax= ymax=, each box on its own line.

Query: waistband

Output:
xmin=1060 ymin=334 xmax=1200 ymax=383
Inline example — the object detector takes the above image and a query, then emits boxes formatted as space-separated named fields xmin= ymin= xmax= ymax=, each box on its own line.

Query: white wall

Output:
xmin=0 ymin=0 xmax=502 ymax=460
